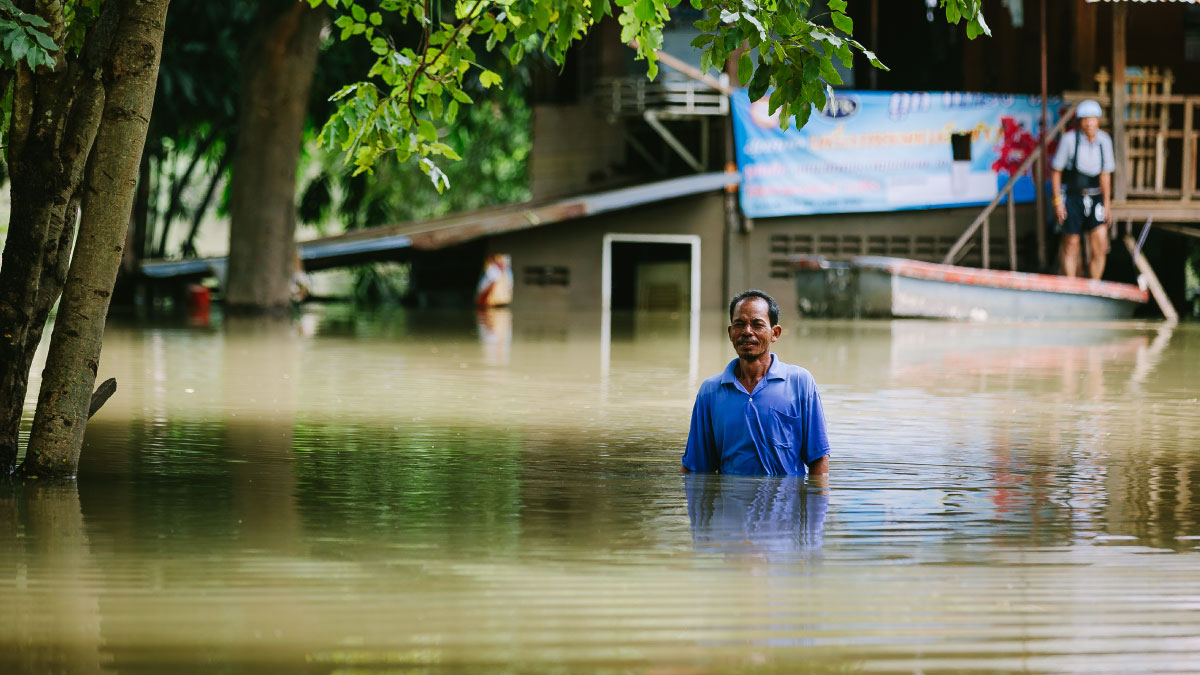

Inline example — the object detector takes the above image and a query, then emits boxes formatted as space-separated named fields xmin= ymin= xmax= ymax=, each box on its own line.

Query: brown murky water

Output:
xmin=3 ymin=307 xmax=1199 ymax=673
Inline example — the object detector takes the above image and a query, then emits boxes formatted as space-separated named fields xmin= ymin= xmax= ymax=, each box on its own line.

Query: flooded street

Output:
xmin=3 ymin=308 xmax=1199 ymax=673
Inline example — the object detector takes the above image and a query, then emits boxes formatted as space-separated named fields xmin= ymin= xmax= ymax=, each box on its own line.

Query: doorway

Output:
xmin=601 ymin=234 xmax=701 ymax=314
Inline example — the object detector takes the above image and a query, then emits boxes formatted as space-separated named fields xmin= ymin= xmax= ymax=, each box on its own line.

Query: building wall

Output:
xmin=728 ymin=204 xmax=1042 ymax=316
xmin=530 ymin=103 xmax=628 ymax=199
xmin=486 ymin=192 xmax=1039 ymax=316
xmin=486 ymin=192 xmax=729 ymax=311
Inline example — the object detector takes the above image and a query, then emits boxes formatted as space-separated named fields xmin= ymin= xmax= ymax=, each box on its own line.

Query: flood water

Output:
xmin=3 ymin=307 xmax=1199 ymax=673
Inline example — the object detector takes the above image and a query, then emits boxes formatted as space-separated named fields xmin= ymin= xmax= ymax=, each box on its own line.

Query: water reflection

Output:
xmin=2 ymin=310 xmax=1198 ymax=672
xmin=685 ymin=474 xmax=827 ymax=558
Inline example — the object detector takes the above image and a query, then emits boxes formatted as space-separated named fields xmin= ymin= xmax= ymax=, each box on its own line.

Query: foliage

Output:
xmin=0 ymin=0 xmax=58 ymax=69
xmin=300 ymin=61 xmax=531 ymax=232
xmin=313 ymin=0 xmax=986 ymax=191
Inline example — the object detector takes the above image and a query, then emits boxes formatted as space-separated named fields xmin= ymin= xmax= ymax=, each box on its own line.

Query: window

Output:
xmin=524 ymin=265 xmax=570 ymax=287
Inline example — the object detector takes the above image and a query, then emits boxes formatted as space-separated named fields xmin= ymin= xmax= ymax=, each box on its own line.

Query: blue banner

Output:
xmin=732 ymin=90 xmax=1061 ymax=218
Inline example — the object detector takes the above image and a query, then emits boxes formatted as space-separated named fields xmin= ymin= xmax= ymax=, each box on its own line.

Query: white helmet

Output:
xmin=1076 ymin=100 xmax=1102 ymax=119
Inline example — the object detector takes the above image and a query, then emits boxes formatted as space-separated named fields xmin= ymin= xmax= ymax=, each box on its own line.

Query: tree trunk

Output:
xmin=224 ymin=2 xmax=325 ymax=313
xmin=21 ymin=0 xmax=170 ymax=479
xmin=0 ymin=5 xmax=119 ymax=474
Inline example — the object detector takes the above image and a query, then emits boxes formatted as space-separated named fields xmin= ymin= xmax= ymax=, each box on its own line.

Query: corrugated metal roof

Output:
xmin=140 ymin=171 xmax=739 ymax=280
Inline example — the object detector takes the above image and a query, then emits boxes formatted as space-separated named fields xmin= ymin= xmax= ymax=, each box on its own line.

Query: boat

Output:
xmin=789 ymin=255 xmax=1149 ymax=321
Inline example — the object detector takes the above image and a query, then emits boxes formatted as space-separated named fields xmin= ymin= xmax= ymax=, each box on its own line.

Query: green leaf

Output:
xmin=817 ymin=55 xmax=842 ymax=85
xmin=20 ymin=13 xmax=49 ymax=28
xmin=748 ymin=60 xmax=771 ymax=102
xmin=946 ymin=2 xmax=961 ymax=24
xmin=737 ymin=52 xmax=752 ymax=85
xmin=28 ymin=28 xmax=57 ymax=51
xmin=11 ymin=37 xmax=28 ymax=63
xmin=634 ymin=0 xmax=656 ymax=23
xmin=827 ymin=0 xmax=847 ymax=10
xmin=592 ymin=0 xmax=610 ymax=21
xmin=351 ymin=4 xmax=367 ymax=22
xmin=417 ymin=119 xmax=438 ymax=142
xmin=831 ymin=12 xmax=853 ymax=35
xmin=863 ymin=48 xmax=888 ymax=70
xmin=429 ymin=141 xmax=462 ymax=161
xmin=723 ymin=27 xmax=740 ymax=53
xmin=967 ymin=14 xmax=991 ymax=39
xmin=802 ymin=53 xmax=819 ymax=81
xmin=369 ymin=11 xmax=382 ymax=26
xmin=479 ymin=69 xmax=502 ymax=88
xmin=793 ymin=102 xmax=812 ymax=130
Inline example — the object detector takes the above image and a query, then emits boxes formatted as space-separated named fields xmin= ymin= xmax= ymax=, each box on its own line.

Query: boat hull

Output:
xmin=793 ymin=256 xmax=1148 ymax=321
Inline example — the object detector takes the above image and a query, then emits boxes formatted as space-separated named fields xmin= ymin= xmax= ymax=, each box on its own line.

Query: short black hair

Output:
xmin=729 ymin=290 xmax=780 ymax=326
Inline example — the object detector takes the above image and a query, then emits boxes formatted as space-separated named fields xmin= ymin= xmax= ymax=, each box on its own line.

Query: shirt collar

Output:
xmin=720 ymin=353 xmax=784 ymax=385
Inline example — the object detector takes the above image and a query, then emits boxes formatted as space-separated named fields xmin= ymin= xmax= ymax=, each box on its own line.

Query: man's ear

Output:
xmin=771 ymin=325 xmax=782 ymax=341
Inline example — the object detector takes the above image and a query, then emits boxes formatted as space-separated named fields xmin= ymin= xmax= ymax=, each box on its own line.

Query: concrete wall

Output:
xmin=487 ymin=191 xmax=729 ymax=311
xmin=727 ymin=204 xmax=1043 ymax=317
xmin=530 ymin=104 xmax=627 ymax=200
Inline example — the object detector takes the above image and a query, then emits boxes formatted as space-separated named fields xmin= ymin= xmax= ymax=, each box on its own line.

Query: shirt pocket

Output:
xmin=768 ymin=408 xmax=799 ymax=450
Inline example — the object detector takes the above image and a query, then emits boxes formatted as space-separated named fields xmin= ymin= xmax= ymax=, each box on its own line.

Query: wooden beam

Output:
xmin=1007 ymin=192 xmax=1018 ymax=271
xmin=1037 ymin=0 xmax=1048 ymax=269
xmin=1112 ymin=4 xmax=1128 ymax=202
xmin=1075 ymin=0 xmax=1095 ymax=90
xmin=1123 ymin=235 xmax=1178 ymax=322
xmin=1183 ymin=101 xmax=1195 ymax=202
xmin=1110 ymin=202 xmax=1200 ymax=222
xmin=1153 ymin=222 xmax=1200 ymax=240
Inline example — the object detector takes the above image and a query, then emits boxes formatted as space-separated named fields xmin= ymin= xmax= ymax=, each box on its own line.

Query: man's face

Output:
xmin=1080 ymin=116 xmax=1099 ymax=137
xmin=728 ymin=297 xmax=781 ymax=361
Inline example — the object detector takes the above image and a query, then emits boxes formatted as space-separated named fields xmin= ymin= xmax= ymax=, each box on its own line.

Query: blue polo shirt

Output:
xmin=683 ymin=354 xmax=830 ymax=475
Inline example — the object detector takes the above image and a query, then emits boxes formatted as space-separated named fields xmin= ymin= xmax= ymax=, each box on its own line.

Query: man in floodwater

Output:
xmin=682 ymin=290 xmax=830 ymax=477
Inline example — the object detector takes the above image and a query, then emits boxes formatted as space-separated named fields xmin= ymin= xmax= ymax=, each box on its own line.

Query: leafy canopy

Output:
xmin=314 ymin=0 xmax=986 ymax=190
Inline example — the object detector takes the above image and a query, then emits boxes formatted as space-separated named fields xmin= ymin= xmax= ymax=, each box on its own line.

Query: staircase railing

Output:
xmin=943 ymin=110 xmax=1076 ymax=269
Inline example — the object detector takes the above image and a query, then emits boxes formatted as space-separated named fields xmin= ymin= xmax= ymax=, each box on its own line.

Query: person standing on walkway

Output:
xmin=682 ymin=290 xmax=830 ymax=477
xmin=1051 ymin=99 xmax=1116 ymax=279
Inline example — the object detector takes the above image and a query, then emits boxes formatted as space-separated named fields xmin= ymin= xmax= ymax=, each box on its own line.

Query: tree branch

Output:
xmin=156 ymin=124 xmax=224 ymax=257
xmin=181 ymin=147 xmax=231 ymax=257
xmin=87 ymin=378 xmax=116 ymax=419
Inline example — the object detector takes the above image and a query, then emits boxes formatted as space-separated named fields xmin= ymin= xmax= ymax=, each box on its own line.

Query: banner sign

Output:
xmin=731 ymin=89 xmax=1061 ymax=218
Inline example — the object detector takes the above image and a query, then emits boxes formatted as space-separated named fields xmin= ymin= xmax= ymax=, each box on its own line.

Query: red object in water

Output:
xmin=187 ymin=284 xmax=211 ymax=324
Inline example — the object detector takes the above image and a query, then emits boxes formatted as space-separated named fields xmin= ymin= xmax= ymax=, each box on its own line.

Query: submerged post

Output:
xmin=1123 ymin=235 xmax=1178 ymax=322
xmin=981 ymin=213 xmax=990 ymax=269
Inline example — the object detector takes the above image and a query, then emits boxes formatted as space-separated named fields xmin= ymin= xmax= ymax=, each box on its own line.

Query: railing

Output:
xmin=597 ymin=75 xmax=729 ymax=119
xmin=943 ymin=111 xmax=1076 ymax=268
xmin=1062 ymin=90 xmax=1200 ymax=203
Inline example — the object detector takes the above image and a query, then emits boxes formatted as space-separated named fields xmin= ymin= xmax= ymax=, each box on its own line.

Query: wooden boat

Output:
xmin=789 ymin=255 xmax=1149 ymax=321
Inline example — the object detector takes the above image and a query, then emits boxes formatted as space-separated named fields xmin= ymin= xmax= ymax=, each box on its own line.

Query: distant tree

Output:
xmin=223 ymin=1 xmax=327 ymax=313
